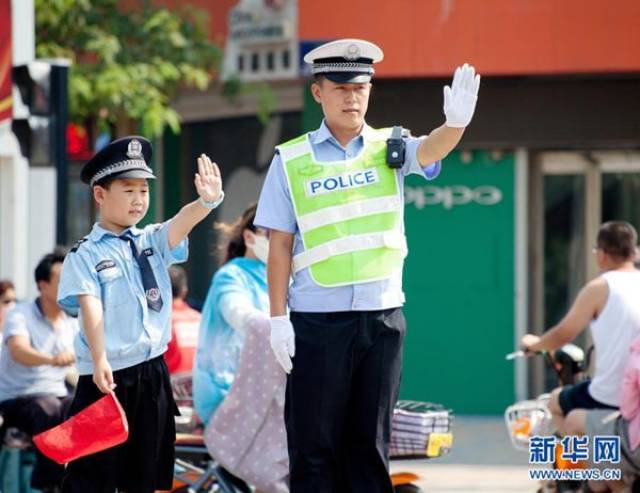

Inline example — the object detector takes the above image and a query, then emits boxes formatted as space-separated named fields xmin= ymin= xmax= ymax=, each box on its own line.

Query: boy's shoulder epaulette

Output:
xmin=70 ymin=238 xmax=89 ymax=253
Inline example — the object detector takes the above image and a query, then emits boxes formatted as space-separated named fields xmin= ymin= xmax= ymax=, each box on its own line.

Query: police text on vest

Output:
xmin=306 ymin=168 xmax=380 ymax=196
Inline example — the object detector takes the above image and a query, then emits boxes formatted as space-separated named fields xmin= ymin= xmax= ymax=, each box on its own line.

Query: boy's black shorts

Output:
xmin=62 ymin=355 xmax=179 ymax=493
xmin=558 ymin=380 xmax=617 ymax=416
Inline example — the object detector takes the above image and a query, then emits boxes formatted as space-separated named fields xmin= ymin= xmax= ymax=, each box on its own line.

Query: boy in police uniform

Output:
xmin=255 ymin=39 xmax=480 ymax=492
xmin=57 ymin=137 xmax=223 ymax=493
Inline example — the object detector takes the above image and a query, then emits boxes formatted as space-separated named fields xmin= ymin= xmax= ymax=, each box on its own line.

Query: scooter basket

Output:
xmin=504 ymin=394 xmax=553 ymax=451
xmin=390 ymin=400 xmax=453 ymax=459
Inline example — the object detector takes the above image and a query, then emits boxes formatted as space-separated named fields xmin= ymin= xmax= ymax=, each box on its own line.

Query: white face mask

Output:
xmin=250 ymin=233 xmax=270 ymax=264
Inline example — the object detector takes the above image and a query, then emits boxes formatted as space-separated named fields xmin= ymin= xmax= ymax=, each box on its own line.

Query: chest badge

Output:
xmin=146 ymin=288 xmax=161 ymax=303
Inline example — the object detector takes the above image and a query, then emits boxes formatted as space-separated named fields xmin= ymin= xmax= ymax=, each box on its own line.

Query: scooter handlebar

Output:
xmin=505 ymin=349 xmax=545 ymax=360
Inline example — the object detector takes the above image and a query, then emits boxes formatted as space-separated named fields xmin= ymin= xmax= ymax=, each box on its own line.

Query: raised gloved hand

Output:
xmin=443 ymin=63 xmax=480 ymax=128
xmin=270 ymin=316 xmax=295 ymax=373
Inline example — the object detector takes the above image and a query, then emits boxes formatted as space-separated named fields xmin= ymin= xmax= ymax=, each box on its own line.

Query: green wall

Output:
xmin=401 ymin=150 xmax=515 ymax=415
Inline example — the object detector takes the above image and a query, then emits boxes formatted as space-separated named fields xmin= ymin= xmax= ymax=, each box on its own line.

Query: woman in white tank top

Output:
xmin=520 ymin=221 xmax=640 ymax=437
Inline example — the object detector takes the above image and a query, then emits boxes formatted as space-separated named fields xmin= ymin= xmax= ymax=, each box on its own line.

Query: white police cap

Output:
xmin=304 ymin=38 xmax=384 ymax=83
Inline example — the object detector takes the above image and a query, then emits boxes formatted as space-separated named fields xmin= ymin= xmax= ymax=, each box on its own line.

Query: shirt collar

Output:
xmin=311 ymin=119 xmax=372 ymax=147
xmin=33 ymin=298 xmax=45 ymax=320
xmin=33 ymin=297 xmax=68 ymax=323
xmin=88 ymin=222 xmax=142 ymax=242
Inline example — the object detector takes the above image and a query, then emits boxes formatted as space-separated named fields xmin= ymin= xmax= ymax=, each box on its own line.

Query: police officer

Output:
xmin=255 ymin=39 xmax=480 ymax=493
xmin=57 ymin=137 xmax=223 ymax=492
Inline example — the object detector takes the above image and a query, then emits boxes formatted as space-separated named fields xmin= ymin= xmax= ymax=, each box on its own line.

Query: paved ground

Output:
xmin=389 ymin=416 xmax=538 ymax=493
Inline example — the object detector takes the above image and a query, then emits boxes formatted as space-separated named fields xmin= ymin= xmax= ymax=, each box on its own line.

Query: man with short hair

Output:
xmin=522 ymin=221 xmax=640 ymax=436
xmin=0 ymin=251 xmax=79 ymax=492
xmin=256 ymin=38 xmax=480 ymax=492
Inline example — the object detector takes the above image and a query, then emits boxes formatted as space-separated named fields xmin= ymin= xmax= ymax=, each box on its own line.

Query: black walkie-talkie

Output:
xmin=386 ymin=126 xmax=405 ymax=168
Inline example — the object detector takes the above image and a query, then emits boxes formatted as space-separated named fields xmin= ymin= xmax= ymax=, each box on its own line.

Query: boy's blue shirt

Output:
xmin=57 ymin=220 xmax=188 ymax=375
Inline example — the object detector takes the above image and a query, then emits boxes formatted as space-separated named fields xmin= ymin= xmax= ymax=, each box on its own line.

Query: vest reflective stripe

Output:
xmin=292 ymin=231 xmax=407 ymax=273
xmin=297 ymin=196 xmax=403 ymax=233
xmin=279 ymin=128 xmax=406 ymax=287
xmin=278 ymin=139 xmax=312 ymax=162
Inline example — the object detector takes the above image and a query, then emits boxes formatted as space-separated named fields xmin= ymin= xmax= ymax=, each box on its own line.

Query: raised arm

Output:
xmin=168 ymin=154 xmax=223 ymax=250
xmin=417 ymin=63 xmax=480 ymax=166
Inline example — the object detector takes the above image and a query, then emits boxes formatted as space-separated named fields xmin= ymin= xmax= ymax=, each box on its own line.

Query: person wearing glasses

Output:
xmin=521 ymin=221 xmax=640 ymax=437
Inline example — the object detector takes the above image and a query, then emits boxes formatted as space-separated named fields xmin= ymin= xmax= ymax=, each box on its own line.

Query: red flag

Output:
xmin=33 ymin=393 xmax=129 ymax=464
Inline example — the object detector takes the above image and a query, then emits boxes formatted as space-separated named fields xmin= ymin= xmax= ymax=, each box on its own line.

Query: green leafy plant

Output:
xmin=36 ymin=0 xmax=222 ymax=137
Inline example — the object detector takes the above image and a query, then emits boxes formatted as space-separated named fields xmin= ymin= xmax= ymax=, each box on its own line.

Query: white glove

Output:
xmin=443 ymin=63 xmax=480 ymax=128
xmin=270 ymin=316 xmax=295 ymax=374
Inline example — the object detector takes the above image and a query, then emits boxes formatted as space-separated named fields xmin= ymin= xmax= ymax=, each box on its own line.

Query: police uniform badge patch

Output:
xmin=146 ymin=288 xmax=161 ymax=303
xmin=95 ymin=259 xmax=116 ymax=272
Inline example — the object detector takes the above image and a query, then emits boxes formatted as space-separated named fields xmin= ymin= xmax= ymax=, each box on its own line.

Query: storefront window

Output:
xmin=602 ymin=172 xmax=640 ymax=227
xmin=543 ymin=175 xmax=586 ymax=327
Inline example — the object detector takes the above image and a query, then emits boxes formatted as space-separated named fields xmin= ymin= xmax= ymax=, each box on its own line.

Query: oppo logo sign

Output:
xmin=405 ymin=185 xmax=503 ymax=210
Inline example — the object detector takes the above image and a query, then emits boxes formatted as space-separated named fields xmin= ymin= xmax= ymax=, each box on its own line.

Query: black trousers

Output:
xmin=0 ymin=393 xmax=73 ymax=489
xmin=62 ymin=356 xmax=178 ymax=493
xmin=287 ymin=308 xmax=405 ymax=493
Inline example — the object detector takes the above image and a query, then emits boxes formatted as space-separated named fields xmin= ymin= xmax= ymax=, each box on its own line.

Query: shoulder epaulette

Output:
xmin=70 ymin=238 xmax=88 ymax=253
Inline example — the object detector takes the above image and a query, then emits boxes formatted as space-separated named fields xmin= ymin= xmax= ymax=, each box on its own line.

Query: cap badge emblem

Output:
xmin=127 ymin=139 xmax=143 ymax=159
xmin=344 ymin=43 xmax=361 ymax=61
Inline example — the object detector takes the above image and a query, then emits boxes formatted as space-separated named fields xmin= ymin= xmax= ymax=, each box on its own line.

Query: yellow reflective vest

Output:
xmin=278 ymin=127 xmax=407 ymax=288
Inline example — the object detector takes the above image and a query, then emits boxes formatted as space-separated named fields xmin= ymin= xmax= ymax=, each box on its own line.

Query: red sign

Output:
xmin=0 ymin=0 xmax=12 ymax=123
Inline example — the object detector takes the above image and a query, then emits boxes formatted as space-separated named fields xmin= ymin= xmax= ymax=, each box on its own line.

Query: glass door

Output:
xmin=543 ymin=174 xmax=586 ymax=329
xmin=534 ymin=151 xmax=640 ymax=392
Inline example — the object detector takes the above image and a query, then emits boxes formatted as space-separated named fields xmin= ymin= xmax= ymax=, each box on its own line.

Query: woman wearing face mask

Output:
xmin=194 ymin=203 xmax=270 ymax=425
xmin=194 ymin=204 xmax=287 ymax=493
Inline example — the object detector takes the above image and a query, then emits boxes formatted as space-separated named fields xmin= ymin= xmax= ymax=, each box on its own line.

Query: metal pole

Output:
xmin=50 ymin=62 xmax=69 ymax=244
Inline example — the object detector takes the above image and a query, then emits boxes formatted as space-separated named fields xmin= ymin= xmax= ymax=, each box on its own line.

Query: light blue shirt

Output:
xmin=255 ymin=120 xmax=441 ymax=312
xmin=57 ymin=221 xmax=188 ymax=375
xmin=0 ymin=300 xmax=79 ymax=402
xmin=193 ymin=257 xmax=269 ymax=424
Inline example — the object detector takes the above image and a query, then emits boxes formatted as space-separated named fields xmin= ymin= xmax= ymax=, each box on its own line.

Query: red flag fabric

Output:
xmin=33 ymin=393 xmax=129 ymax=464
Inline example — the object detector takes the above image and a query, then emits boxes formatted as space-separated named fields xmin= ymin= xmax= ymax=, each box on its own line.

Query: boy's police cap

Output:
xmin=304 ymin=39 xmax=383 ymax=83
xmin=81 ymin=136 xmax=156 ymax=186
